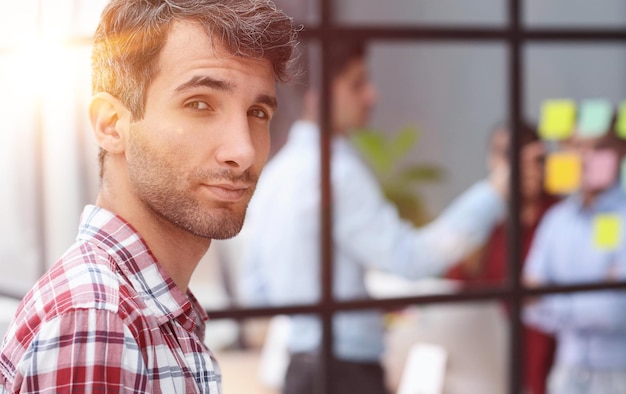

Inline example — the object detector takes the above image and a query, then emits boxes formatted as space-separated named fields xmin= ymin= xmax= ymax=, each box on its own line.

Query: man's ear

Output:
xmin=89 ymin=92 xmax=132 ymax=154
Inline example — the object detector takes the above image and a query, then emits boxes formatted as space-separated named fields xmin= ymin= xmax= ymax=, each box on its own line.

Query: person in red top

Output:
xmin=446 ymin=123 xmax=557 ymax=394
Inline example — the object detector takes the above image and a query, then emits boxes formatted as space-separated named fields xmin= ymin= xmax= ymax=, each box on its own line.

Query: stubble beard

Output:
xmin=127 ymin=132 xmax=256 ymax=240
xmin=146 ymin=186 xmax=251 ymax=240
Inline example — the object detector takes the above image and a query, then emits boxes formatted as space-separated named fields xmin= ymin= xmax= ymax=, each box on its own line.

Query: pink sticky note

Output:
xmin=583 ymin=149 xmax=618 ymax=191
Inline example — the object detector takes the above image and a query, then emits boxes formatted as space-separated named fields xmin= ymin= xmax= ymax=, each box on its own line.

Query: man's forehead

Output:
xmin=161 ymin=21 xmax=221 ymax=59
xmin=155 ymin=21 xmax=276 ymax=89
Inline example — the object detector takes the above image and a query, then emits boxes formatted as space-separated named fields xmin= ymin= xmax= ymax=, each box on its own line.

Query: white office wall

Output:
xmin=524 ymin=0 xmax=626 ymax=27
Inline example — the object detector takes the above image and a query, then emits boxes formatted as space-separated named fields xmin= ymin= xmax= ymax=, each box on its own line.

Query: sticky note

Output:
xmin=539 ymin=99 xmax=576 ymax=140
xmin=578 ymin=99 xmax=612 ymax=138
xmin=583 ymin=149 xmax=618 ymax=191
xmin=617 ymin=101 xmax=626 ymax=139
xmin=544 ymin=152 xmax=581 ymax=194
xmin=593 ymin=214 xmax=621 ymax=251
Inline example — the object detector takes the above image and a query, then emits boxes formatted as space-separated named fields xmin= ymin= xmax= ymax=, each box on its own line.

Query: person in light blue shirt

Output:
xmin=239 ymin=40 xmax=508 ymax=394
xmin=523 ymin=125 xmax=626 ymax=394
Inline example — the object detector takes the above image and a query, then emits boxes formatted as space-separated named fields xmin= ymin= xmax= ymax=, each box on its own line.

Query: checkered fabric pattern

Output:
xmin=0 ymin=205 xmax=221 ymax=393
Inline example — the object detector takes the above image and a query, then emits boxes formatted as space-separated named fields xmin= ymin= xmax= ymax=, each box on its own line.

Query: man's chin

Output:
xmin=186 ymin=222 xmax=243 ymax=240
xmin=192 ymin=207 xmax=246 ymax=240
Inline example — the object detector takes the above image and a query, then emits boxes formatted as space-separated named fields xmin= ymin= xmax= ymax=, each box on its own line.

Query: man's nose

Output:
xmin=214 ymin=115 xmax=256 ymax=171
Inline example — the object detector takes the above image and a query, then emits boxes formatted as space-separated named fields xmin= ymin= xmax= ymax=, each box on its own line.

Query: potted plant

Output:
xmin=351 ymin=125 xmax=444 ymax=226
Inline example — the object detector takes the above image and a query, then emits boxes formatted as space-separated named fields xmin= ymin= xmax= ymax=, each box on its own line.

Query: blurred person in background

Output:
xmin=523 ymin=120 xmax=626 ymax=394
xmin=0 ymin=0 xmax=298 ymax=392
xmin=239 ymin=40 xmax=510 ymax=394
xmin=446 ymin=123 xmax=557 ymax=394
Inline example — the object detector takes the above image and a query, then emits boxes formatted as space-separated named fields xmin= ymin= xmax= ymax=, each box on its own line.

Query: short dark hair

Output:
xmin=92 ymin=0 xmax=300 ymax=178
xmin=327 ymin=40 xmax=367 ymax=81
xmin=489 ymin=121 xmax=538 ymax=150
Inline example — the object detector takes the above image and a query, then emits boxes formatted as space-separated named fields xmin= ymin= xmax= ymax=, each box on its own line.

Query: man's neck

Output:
xmin=96 ymin=183 xmax=210 ymax=293
xmin=520 ymin=200 xmax=541 ymax=227
xmin=581 ymin=190 xmax=600 ymax=209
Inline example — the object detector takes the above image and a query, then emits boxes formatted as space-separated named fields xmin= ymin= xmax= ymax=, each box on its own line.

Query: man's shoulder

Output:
xmin=0 ymin=241 xmax=131 ymax=386
xmin=23 ymin=240 xmax=125 ymax=320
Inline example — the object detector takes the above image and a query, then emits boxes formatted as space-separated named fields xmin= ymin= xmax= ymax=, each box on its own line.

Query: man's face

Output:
xmin=488 ymin=129 xmax=545 ymax=201
xmin=487 ymin=128 xmax=509 ymax=171
xmin=562 ymin=131 xmax=626 ymax=194
xmin=331 ymin=57 xmax=377 ymax=134
xmin=126 ymin=21 xmax=276 ymax=239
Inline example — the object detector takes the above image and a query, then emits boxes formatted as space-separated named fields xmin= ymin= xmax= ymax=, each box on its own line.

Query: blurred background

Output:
xmin=1 ymin=1 xmax=626 ymax=393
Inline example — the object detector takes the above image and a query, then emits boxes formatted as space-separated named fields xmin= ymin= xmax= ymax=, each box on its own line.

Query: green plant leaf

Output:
xmin=399 ymin=165 xmax=444 ymax=183
xmin=350 ymin=125 xmax=443 ymax=226
xmin=351 ymin=129 xmax=393 ymax=173
xmin=389 ymin=126 xmax=419 ymax=159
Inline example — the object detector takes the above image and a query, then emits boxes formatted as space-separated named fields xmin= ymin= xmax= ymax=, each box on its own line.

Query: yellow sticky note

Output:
xmin=539 ymin=99 xmax=576 ymax=140
xmin=617 ymin=101 xmax=626 ymax=139
xmin=544 ymin=152 xmax=581 ymax=194
xmin=593 ymin=214 xmax=621 ymax=251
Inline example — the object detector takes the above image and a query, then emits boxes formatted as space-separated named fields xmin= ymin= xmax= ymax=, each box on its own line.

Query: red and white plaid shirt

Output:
xmin=0 ymin=205 xmax=221 ymax=393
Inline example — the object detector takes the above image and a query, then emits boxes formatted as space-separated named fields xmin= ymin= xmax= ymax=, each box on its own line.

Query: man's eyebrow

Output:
xmin=175 ymin=74 xmax=277 ymax=111
xmin=256 ymin=94 xmax=278 ymax=112
xmin=174 ymin=75 xmax=235 ymax=93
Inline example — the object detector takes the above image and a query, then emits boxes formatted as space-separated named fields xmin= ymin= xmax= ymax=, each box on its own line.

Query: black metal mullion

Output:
xmin=319 ymin=0 xmax=334 ymax=393
xmin=299 ymin=26 xmax=626 ymax=42
xmin=206 ymin=280 xmax=626 ymax=321
xmin=507 ymin=0 xmax=524 ymax=393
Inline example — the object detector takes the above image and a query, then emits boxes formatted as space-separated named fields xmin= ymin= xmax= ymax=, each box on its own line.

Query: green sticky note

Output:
xmin=578 ymin=99 xmax=613 ymax=138
xmin=617 ymin=101 xmax=626 ymax=139
xmin=539 ymin=99 xmax=576 ymax=141
xmin=593 ymin=214 xmax=621 ymax=251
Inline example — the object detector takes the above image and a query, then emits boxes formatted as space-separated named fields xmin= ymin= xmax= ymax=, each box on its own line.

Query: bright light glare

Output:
xmin=8 ymin=37 xmax=78 ymax=101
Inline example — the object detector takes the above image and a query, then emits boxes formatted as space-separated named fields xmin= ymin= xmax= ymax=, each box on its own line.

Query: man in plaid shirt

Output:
xmin=0 ymin=0 xmax=298 ymax=392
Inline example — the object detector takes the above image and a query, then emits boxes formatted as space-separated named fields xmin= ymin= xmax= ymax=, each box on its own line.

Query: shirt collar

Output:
xmin=288 ymin=120 xmax=354 ymax=153
xmin=565 ymin=184 xmax=626 ymax=213
xmin=76 ymin=205 xmax=209 ymax=333
xmin=288 ymin=120 xmax=320 ymax=142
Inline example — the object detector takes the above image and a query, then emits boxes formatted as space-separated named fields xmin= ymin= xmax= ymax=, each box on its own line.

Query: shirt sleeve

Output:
xmin=3 ymin=308 xmax=151 ymax=393
xmin=524 ymin=292 xmax=626 ymax=334
xmin=334 ymin=151 xmax=506 ymax=280
xmin=522 ymin=209 xmax=626 ymax=334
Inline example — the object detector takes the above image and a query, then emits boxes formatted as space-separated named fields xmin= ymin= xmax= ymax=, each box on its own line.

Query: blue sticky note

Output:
xmin=578 ymin=99 xmax=613 ymax=138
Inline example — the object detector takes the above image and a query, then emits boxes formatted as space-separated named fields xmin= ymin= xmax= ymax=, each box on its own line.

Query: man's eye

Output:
xmin=248 ymin=108 xmax=269 ymax=119
xmin=185 ymin=101 xmax=210 ymax=110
